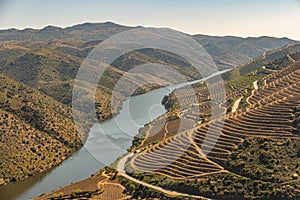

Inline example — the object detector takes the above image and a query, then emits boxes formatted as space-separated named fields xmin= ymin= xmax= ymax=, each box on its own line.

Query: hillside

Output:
xmin=35 ymin=41 xmax=300 ymax=200
xmin=0 ymin=43 xmax=205 ymax=124
xmin=0 ymin=22 xmax=294 ymax=70
xmin=0 ymin=74 xmax=83 ymax=185
xmin=0 ymin=23 xmax=294 ymax=125
xmin=222 ymin=42 xmax=300 ymax=81
xmin=161 ymin=42 xmax=300 ymax=114
xmin=0 ymin=22 xmax=297 ymax=192
xmin=192 ymin=35 xmax=293 ymax=69
xmin=127 ymin=45 xmax=300 ymax=199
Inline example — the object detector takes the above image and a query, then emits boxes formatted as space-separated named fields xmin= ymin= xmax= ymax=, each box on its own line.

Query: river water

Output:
xmin=0 ymin=70 xmax=228 ymax=200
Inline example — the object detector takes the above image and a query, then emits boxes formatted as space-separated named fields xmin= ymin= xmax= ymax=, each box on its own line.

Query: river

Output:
xmin=0 ymin=69 xmax=229 ymax=200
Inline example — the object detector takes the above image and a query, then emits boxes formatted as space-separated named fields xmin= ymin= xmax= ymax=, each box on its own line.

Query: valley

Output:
xmin=0 ymin=22 xmax=299 ymax=200
xmin=32 ymin=42 xmax=300 ymax=199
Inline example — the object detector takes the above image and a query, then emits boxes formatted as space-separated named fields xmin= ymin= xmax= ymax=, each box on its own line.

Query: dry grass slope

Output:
xmin=0 ymin=74 xmax=83 ymax=184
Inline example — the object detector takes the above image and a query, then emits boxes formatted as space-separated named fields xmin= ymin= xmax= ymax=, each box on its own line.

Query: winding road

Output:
xmin=115 ymin=70 xmax=232 ymax=199
xmin=116 ymin=153 xmax=211 ymax=199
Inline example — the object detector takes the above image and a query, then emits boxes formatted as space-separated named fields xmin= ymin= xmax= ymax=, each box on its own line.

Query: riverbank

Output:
xmin=34 ymin=167 xmax=132 ymax=200
xmin=0 ymin=69 xmax=228 ymax=200
xmin=35 ymin=156 xmax=210 ymax=200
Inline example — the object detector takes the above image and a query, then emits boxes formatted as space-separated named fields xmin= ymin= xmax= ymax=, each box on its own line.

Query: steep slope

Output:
xmin=0 ymin=74 xmax=83 ymax=185
xmin=161 ymin=42 xmax=300 ymax=115
xmin=0 ymin=27 xmax=295 ymax=124
xmin=0 ymin=44 xmax=203 ymax=122
xmin=0 ymin=22 xmax=296 ymax=188
xmin=34 ymin=42 xmax=300 ymax=200
xmin=0 ymin=45 xmax=127 ymax=121
xmin=192 ymin=34 xmax=294 ymax=69
xmin=222 ymin=42 xmax=300 ymax=80
xmin=128 ymin=46 xmax=300 ymax=199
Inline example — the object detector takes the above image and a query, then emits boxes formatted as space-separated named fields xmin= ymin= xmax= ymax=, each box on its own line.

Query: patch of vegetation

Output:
xmin=128 ymin=137 xmax=300 ymax=199
xmin=162 ymin=92 xmax=180 ymax=111
xmin=265 ymin=55 xmax=292 ymax=70
xmin=132 ymin=83 xmax=163 ymax=96
xmin=0 ymin=74 xmax=83 ymax=184
xmin=222 ymin=43 xmax=300 ymax=81
xmin=226 ymin=68 xmax=269 ymax=91
xmin=119 ymin=176 xmax=196 ymax=200
xmin=128 ymin=134 xmax=146 ymax=152
xmin=50 ymin=189 xmax=100 ymax=200
xmin=227 ymin=137 xmax=300 ymax=183
xmin=132 ymin=171 xmax=300 ymax=199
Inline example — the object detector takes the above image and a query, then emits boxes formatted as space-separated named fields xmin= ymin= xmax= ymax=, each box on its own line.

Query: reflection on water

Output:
xmin=0 ymin=148 xmax=102 ymax=200
xmin=0 ymin=168 xmax=53 ymax=200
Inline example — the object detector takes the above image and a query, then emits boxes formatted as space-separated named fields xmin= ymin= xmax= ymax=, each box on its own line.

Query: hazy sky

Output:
xmin=0 ymin=0 xmax=299 ymax=40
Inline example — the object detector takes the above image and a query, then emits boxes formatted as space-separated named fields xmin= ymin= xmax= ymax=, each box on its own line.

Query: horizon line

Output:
xmin=0 ymin=21 xmax=298 ymax=41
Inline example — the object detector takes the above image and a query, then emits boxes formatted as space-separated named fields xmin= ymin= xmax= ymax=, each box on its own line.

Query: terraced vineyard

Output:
xmin=164 ymin=82 xmax=242 ymax=111
xmin=130 ymin=59 xmax=300 ymax=180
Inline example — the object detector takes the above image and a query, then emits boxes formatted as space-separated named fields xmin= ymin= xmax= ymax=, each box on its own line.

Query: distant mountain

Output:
xmin=222 ymin=41 xmax=300 ymax=80
xmin=0 ymin=22 xmax=295 ymax=69
xmin=0 ymin=22 xmax=131 ymax=41
xmin=192 ymin=34 xmax=294 ymax=68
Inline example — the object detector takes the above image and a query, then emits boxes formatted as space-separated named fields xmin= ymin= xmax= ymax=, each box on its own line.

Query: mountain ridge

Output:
xmin=0 ymin=22 xmax=295 ymax=71
xmin=0 ymin=22 xmax=296 ymax=41
xmin=0 ymin=22 xmax=295 ymax=42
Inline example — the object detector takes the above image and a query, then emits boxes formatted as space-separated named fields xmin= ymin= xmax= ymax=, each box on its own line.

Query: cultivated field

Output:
xmin=130 ymin=60 xmax=300 ymax=180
